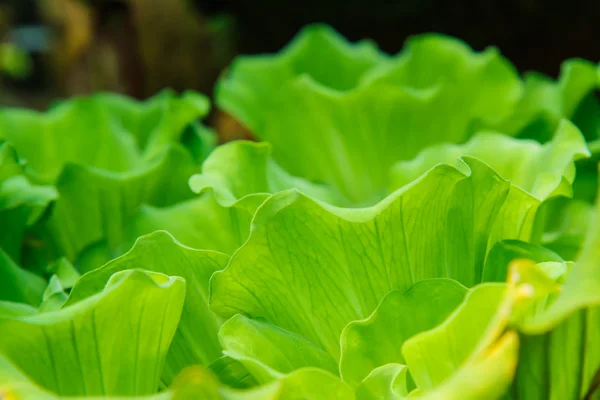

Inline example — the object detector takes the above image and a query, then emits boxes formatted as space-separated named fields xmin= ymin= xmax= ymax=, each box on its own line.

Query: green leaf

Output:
xmin=0 ymin=269 xmax=185 ymax=396
xmin=217 ymin=27 xmax=522 ymax=204
xmin=514 ymin=309 xmax=600 ymax=400
xmin=0 ymin=90 xmax=209 ymax=184
xmin=48 ymin=257 xmax=80 ymax=290
xmin=354 ymin=364 xmax=409 ymax=400
xmin=522 ymin=196 xmax=600 ymax=332
xmin=38 ymin=275 xmax=70 ymax=313
xmin=182 ymin=123 xmax=218 ymax=166
xmin=43 ymin=145 xmax=198 ymax=271
xmin=253 ymin=368 xmax=354 ymax=400
xmin=169 ymin=365 xmax=354 ymax=400
xmin=402 ymin=284 xmax=510 ymax=390
xmin=337 ymin=249 xmax=593 ymax=398
xmin=109 ymin=140 xmax=343 ymax=262
xmin=210 ymin=150 xmax=573 ymax=361
xmin=182 ymin=141 xmax=345 ymax=253
xmin=510 ymin=193 xmax=600 ymax=399
xmin=573 ymin=140 xmax=600 ymax=203
xmin=67 ymin=231 xmax=229 ymax=384
xmin=0 ymin=354 xmax=351 ymax=400
xmin=498 ymin=59 xmax=599 ymax=141
xmin=0 ymin=249 xmax=46 ymax=305
xmin=123 ymin=196 xmax=250 ymax=256
xmin=0 ymin=90 xmax=211 ymax=270
xmin=219 ymin=314 xmax=338 ymax=382
xmin=0 ymin=142 xmax=21 ymax=181
xmin=481 ymin=240 xmax=564 ymax=283
xmin=0 ymin=354 xmax=66 ymax=400
xmin=340 ymin=279 xmax=467 ymax=386
xmin=366 ymin=33 xmax=522 ymax=127
xmin=0 ymin=175 xmax=56 ymax=262
xmin=411 ymin=331 xmax=519 ymax=400
xmin=348 ymin=282 xmax=519 ymax=399
xmin=208 ymin=356 xmax=258 ymax=389
xmin=37 ymin=257 xmax=80 ymax=313
xmin=389 ymin=120 xmax=589 ymax=201
xmin=211 ymin=175 xmax=456 ymax=360
xmin=189 ymin=141 xmax=345 ymax=209
xmin=539 ymin=198 xmax=592 ymax=260
xmin=217 ymin=24 xmax=388 ymax=135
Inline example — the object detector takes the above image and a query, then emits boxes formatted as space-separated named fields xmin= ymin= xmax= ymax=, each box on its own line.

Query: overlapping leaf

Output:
xmin=0 ymin=269 xmax=185 ymax=396
xmin=0 ymin=90 xmax=215 ymax=271
xmin=210 ymin=123 xmax=585 ymax=360
xmin=1 ymin=25 xmax=599 ymax=400
xmin=67 ymin=232 xmax=229 ymax=383
xmin=217 ymin=25 xmax=525 ymax=204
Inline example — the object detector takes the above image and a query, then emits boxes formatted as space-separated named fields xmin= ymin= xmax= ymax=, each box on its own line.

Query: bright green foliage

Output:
xmin=183 ymin=141 xmax=345 ymax=254
xmin=0 ymin=90 xmax=216 ymax=271
xmin=340 ymin=280 xmax=468 ymax=385
xmin=209 ymin=128 xmax=585 ymax=361
xmin=0 ymin=248 xmax=46 ymax=305
xmin=2 ymin=25 xmax=600 ymax=400
xmin=67 ymin=232 xmax=229 ymax=384
xmin=0 ymin=143 xmax=56 ymax=263
xmin=217 ymin=25 xmax=523 ymax=204
xmin=0 ymin=270 xmax=185 ymax=396
xmin=500 ymin=59 xmax=600 ymax=142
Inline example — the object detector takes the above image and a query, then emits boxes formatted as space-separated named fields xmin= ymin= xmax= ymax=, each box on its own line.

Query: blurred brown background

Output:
xmin=0 ymin=0 xmax=599 ymax=112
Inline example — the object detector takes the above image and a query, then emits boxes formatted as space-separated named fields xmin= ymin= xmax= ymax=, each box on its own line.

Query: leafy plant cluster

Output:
xmin=1 ymin=25 xmax=600 ymax=399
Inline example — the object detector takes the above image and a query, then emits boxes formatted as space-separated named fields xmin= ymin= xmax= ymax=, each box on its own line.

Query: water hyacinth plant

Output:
xmin=0 ymin=24 xmax=600 ymax=400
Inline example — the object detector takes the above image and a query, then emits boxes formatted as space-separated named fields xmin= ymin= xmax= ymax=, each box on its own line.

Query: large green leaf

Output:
xmin=0 ymin=269 xmax=185 ymax=396
xmin=389 ymin=120 xmax=589 ymax=266
xmin=217 ymin=26 xmax=522 ymax=204
xmin=210 ymin=171 xmax=460 ymax=360
xmin=210 ymin=126 xmax=584 ymax=361
xmin=67 ymin=231 xmax=229 ymax=383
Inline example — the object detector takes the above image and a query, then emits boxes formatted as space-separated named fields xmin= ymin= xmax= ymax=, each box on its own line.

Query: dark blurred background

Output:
xmin=0 ymin=0 xmax=598 ymax=111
